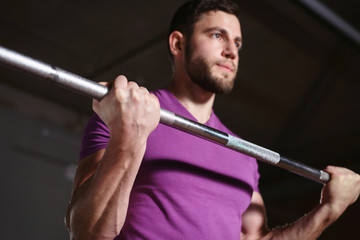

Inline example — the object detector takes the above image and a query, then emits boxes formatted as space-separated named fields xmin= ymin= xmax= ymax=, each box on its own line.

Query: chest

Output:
xmin=141 ymin=123 xmax=256 ymax=199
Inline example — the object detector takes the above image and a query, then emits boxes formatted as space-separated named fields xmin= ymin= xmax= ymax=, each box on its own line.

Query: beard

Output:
xmin=184 ymin=45 xmax=238 ymax=94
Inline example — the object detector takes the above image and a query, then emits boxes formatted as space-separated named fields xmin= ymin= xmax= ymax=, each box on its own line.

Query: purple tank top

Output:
xmin=80 ymin=89 xmax=260 ymax=239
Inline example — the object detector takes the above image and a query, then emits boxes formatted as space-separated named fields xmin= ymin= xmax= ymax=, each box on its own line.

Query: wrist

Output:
xmin=109 ymin=127 xmax=147 ymax=149
xmin=108 ymin=135 xmax=147 ymax=159
xmin=317 ymin=202 xmax=341 ymax=224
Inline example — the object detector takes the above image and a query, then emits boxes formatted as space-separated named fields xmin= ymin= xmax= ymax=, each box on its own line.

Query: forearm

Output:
xmin=68 ymin=138 xmax=146 ymax=240
xmin=265 ymin=166 xmax=360 ymax=240
xmin=66 ymin=77 xmax=160 ymax=239
xmin=241 ymin=167 xmax=360 ymax=240
xmin=262 ymin=203 xmax=339 ymax=240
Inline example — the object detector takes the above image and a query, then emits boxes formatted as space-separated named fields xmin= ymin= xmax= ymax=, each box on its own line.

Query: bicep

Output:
xmin=241 ymin=191 xmax=268 ymax=239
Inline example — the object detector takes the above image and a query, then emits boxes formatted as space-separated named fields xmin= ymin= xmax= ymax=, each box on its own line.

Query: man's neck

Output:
xmin=168 ymin=74 xmax=215 ymax=124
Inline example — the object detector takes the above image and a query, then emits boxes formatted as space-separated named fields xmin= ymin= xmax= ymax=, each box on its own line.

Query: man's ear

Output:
xmin=169 ymin=31 xmax=185 ymax=57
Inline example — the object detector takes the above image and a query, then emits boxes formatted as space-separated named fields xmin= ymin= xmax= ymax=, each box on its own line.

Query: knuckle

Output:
xmin=116 ymin=75 xmax=127 ymax=81
xmin=150 ymin=94 xmax=159 ymax=104
xmin=115 ymin=88 xmax=125 ymax=100
xmin=128 ymin=81 xmax=139 ymax=89
xmin=139 ymin=86 xmax=149 ymax=94
xmin=113 ymin=75 xmax=128 ymax=88
xmin=130 ymin=88 xmax=141 ymax=102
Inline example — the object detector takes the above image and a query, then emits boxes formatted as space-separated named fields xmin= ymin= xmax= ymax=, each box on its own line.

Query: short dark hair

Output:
xmin=168 ymin=0 xmax=241 ymax=63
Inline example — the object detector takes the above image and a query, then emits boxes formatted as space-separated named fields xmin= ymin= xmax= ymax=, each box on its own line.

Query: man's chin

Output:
xmin=214 ymin=77 xmax=235 ymax=94
xmin=204 ymin=82 xmax=234 ymax=94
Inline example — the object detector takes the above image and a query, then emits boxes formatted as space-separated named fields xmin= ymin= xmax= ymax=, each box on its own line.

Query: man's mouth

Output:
xmin=216 ymin=62 xmax=235 ymax=73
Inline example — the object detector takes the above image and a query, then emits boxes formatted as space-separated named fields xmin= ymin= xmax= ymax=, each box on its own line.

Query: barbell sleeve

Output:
xmin=0 ymin=45 xmax=330 ymax=184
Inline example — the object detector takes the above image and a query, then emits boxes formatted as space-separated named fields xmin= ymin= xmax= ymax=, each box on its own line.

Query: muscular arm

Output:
xmin=65 ymin=76 xmax=160 ymax=240
xmin=241 ymin=166 xmax=360 ymax=240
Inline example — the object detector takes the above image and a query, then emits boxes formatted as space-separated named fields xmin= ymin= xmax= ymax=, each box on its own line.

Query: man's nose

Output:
xmin=223 ymin=42 xmax=238 ymax=59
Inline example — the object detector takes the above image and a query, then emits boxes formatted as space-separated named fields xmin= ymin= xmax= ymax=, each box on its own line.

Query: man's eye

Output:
xmin=235 ymin=41 xmax=242 ymax=50
xmin=213 ymin=33 xmax=221 ymax=39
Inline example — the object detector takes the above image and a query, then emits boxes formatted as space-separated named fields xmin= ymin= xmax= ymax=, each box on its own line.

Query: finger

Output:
xmin=324 ymin=166 xmax=355 ymax=175
xmin=149 ymin=94 xmax=160 ymax=109
xmin=323 ymin=166 xmax=336 ymax=175
xmin=128 ymin=81 xmax=139 ymax=90
xmin=97 ymin=81 xmax=110 ymax=86
xmin=139 ymin=86 xmax=149 ymax=94
xmin=113 ymin=75 xmax=128 ymax=89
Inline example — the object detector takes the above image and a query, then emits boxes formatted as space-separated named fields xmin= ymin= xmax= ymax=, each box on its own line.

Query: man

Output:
xmin=65 ymin=0 xmax=360 ymax=239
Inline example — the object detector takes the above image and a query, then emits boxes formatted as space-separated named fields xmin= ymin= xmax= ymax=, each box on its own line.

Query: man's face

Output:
xmin=185 ymin=11 xmax=242 ymax=94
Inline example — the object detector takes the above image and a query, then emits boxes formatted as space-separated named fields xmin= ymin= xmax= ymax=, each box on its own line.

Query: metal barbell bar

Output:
xmin=0 ymin=45 xmax=330 ymax=184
